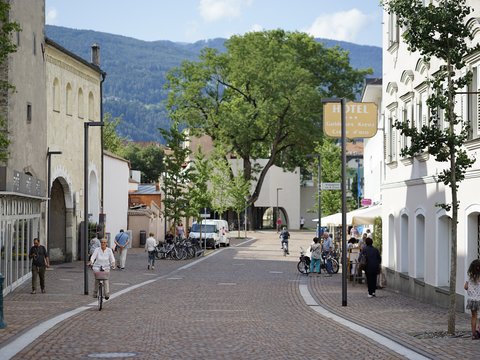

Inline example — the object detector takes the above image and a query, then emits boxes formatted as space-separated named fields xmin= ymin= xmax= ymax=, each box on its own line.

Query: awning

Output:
xmin=313 ymin=204 xmax=382 ymax=226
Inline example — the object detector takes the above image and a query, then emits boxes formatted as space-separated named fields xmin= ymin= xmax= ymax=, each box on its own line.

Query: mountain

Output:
xmin=46 ymin=25 xmax=382 ymax=143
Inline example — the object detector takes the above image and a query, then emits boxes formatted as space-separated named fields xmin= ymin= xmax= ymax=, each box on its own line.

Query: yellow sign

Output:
xmin=323 ymin=102 xmax=378 ymax=139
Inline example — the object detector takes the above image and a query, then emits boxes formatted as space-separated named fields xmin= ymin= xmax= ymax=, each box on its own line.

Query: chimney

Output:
xmin=91 ymin=43 xmax=100 ymax=66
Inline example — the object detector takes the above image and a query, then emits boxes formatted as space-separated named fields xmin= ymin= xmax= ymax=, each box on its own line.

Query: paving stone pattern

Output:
xmin=0 ymin=232 xmax=478 ymax=359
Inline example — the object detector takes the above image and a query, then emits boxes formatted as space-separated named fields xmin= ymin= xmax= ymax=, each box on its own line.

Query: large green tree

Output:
xmin=0 ymin=0 xmax=20 ymax=162
xmin=119 ymin=142 xmax=164 ymax=183
xmin=103 ymin=112 xmax=125 ymax=154
xmin=166 ymin=30 xmax=370 ymax=210
xmin=383 ymin=0 xmax=478 ymax=334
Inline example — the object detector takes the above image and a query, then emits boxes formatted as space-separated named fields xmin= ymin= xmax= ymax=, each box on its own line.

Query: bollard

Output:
xmin=0 ymin=273 xmax=6 ymax=328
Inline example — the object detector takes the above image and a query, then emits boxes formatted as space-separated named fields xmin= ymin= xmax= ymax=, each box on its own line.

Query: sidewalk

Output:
xmin=1 ymin=234 xmax=478 ymax=359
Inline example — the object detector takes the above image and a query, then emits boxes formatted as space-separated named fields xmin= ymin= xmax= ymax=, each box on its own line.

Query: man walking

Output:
xmin=29 ymin=238 xmax=50 ymax=294
xmin=114 ymin=229 xmax=129 ymax=270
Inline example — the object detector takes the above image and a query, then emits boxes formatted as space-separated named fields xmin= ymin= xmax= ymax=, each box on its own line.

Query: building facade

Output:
xmin=0 ymin=0 xmax=47 ymax=294
xmin=380 ymin=2 xmax=480 ymax=309
xmin=45 ymin=38 xmax=103 ymax=262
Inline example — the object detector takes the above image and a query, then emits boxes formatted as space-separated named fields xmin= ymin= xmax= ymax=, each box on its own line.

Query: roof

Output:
xmin=103 ymin=150 xmax=130 ymax=165
xmin=132 ymin=184 xmax=161 ymax=195
xmin=45 ymin=37 xmax=105 ymax=75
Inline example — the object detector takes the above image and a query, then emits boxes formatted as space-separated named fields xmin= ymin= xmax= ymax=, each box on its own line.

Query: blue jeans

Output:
xmin=148 ymin=251 xmax=156 ymax=266
xmin=323 ymin=252 xmax=333 ymax=274
xmin=310 ymin=258 xmax=321 ymax=273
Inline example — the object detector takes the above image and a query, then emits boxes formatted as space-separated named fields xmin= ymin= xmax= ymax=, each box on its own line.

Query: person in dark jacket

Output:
xmin=363 ymin=237 xmax=381 ymax=297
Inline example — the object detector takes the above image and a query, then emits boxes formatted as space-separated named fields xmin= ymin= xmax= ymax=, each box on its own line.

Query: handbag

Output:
xmin=358 ymin=252 xmax=367 ymax=270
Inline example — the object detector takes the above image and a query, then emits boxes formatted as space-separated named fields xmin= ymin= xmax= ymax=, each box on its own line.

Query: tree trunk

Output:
xmin=447 ymin=61 xmax=457 ymax=335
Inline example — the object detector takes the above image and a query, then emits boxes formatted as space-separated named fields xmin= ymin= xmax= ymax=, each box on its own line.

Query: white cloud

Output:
xmin=46 ymin=8 xmax=58 ymax=25
xmin=304 ymin=9 xmax=369 ymax=43
xmin=199 ymin=0 xmax=253 ymax=22
xmin=250 ymin=24 xmax=263 ymax=32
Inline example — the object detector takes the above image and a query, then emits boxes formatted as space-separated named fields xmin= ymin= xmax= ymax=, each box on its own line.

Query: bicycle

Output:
xmin=92 ymin=265 xmax=111 ymax=311
xmin=321 ymin=252 xmax=340 ymax=274
xmin=297 ymin=247 xmax=310 ymax=275
xmin=282 ymin=241 xmax=289 ymax=256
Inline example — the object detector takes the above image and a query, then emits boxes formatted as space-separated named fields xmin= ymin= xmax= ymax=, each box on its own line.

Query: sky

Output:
xmin=45 ymin=0 xmax=383 ymax=47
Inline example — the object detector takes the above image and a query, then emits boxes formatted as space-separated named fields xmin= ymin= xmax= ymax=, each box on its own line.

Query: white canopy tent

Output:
xmin=313 ymin=204 xmax=382 ymax=226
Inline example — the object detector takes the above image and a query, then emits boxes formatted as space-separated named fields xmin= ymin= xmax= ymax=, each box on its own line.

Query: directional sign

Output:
xmin=323 ymin=102 xmax=378 ymax=139
xmin=321 ymin=182 xmax=341 ymax=190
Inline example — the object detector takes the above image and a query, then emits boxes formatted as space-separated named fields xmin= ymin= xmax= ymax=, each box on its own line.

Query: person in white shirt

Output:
xmin=88 ymin=239 xmax=115 ymax=299
xmin=145 ymin=232 xmax=158 ymax=270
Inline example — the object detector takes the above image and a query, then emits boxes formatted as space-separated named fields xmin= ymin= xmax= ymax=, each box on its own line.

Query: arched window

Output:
xmin=400 ymin=213 xmax=409 ymax=273
xmin=53 ymin=78 xmax=60 ymax=112
xmin=78 ymin=88 xmax=84 ymax=119
xmin=414 ymin=213 xmax=425 ymax=279
xmin=88 ymin=92 xmax=94 ymax=120
xmin=66 ymin=83 xmax=73 ymax=116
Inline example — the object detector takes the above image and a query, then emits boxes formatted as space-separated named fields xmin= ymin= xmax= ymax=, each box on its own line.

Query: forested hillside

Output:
xmin=46 ymin=25 xmax=381 ymax=142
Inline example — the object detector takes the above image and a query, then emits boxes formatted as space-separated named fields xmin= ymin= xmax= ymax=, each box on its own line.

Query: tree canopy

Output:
xmin=166 ymin=30 xmax=371 ymax=205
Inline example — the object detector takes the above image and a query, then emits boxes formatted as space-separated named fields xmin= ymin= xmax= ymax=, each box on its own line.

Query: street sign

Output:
xmin=321 ymin=182 xmax=341 ymax=190
xmin=323 ymin=102 xmax=378 ymax=139
xmin=361 ymin=198 xmax=372 ymax=206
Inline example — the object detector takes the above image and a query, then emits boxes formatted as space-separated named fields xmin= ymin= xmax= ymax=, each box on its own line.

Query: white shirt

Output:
xmin=145 ymin=236 xmax=157 ymax=252
xmin=90 ymin=247 xmax=115 ymax=268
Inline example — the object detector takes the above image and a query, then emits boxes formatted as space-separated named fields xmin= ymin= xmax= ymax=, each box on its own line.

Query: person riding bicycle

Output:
xmin=279 ymin=226 xmax=290 ymax=255
xmin=322 ymin=232 xmax=334 ymax=275
xmin=88 ymin=239 xmax=115 ymax=300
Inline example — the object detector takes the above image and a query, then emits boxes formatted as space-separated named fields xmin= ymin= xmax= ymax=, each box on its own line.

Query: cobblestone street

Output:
xmin=0 ymin=231 xmax=477 ymax=359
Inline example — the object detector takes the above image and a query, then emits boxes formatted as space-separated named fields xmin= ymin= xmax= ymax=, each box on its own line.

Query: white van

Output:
xmin=189 ymin=220 xmax=221 ymax=249
xmin=212 ymin=219 xmax=230 ymax=247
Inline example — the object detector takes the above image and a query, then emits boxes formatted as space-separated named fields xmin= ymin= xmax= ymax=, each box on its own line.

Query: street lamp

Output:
xmin=46 ymin=148 xmax=62 ymax=250
xmin=84 ymin=121 xmax=104 ymax=295
xmin=276 ymin=187 xmax=282 ymax=231
xmin=322 ymin=97 xmax=347 ymax=307
xmin=307 ymin=154 xmax=321 ymax=237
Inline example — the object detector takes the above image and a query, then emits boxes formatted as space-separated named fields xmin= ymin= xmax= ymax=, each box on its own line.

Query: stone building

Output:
xmin=45 ymin=38 xmax=104 ymax=262
xmin=0 ymin=0 xmax=47 ymax=294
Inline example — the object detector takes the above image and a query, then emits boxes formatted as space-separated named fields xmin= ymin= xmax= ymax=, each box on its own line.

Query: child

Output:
xmin=464 ymin=259 xmax=480 ymax=339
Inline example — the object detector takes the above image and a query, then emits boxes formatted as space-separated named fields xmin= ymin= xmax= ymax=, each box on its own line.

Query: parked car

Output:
xmin=212 ymin=219 xmax=230 ymax=247
xmin=189 ymin=220 xmax=221 ymax=249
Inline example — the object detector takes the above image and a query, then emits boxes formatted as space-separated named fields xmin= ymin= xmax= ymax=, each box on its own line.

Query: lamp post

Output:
xmin=276 ymin=187 xmax=282 ymax=231
xmin=46 ymin=148 xmax=62 ymax=249
xmin=307 ymin=154 xmax=321 ymax=237
xmin=322 ymin=97 xmax=347 ymax=306
xmin=84 ymin=121 xmax=104 ymax=295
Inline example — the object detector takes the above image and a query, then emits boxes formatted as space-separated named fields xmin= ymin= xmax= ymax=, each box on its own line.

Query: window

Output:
xmin=66 ymin=83 xmax=72 ymax=116
xmin=52 ymin=78 xmax=60 ymax=112
xmin=16 ymin=31 xmax=20 ymax=46
xmin=88 ymin=92 xmax=94 ymax=120
xmin=388 ymin=12 xmax=399 ymax=48
xmin=33 ymin=32 xmax=36 ymax=56
xmin=78 ymin=88 xmax=84 ymax=119
xmin=467 ymin=66 xmax=479 ymax=140
xmin=27 ymin=103 xmax=32 ymax=123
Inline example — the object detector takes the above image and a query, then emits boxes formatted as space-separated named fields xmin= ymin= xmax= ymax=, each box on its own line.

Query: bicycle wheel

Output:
xmin=98 ymin=282 xmax=103 ymax=311
xmin=185 ymin=246 xmax=195 ymax=259
xmin=331 ymin=259 xmax=340 ymax=274
xmin=175 ymin=247 xmax=187 ymax=260
xmin=297 ymin=260 xmax=309 ymax=275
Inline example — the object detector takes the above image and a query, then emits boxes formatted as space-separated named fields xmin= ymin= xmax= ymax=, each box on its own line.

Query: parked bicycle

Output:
xmin=297 ymin=247 xmax=310 ymax=275
xmin=296 ymin=248 xmax=340 ymax=274
xmin=92 ymin=265 xmax=111 ymax=311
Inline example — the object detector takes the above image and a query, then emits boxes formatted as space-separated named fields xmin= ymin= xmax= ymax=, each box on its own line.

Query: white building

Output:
xmin=377 ymin=2 xmax=480 ymax=309
xmin=104 ymin=151 xmax=129 ymax=247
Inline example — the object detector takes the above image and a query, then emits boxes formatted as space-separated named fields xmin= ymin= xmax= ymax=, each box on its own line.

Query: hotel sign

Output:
xmin=323 ymin=102 xmax=378 ymax=139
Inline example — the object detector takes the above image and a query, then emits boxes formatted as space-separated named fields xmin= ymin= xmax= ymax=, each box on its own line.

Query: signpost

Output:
xmin=361 ymin=198 xmax=372 ymax=206
xmin=323 ymin=102 xmax=378 ymax=139
xmin=321 ymin=182 xmax=341 ymax=190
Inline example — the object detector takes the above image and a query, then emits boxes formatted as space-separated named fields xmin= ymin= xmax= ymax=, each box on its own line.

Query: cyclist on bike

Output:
xmin=279 ymin=226 xmax=290 ymax=255
xmin=88 ymin=239 xmax=116 ymax=300
xmin=322 ymin=232 xmax=334 ymax=275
